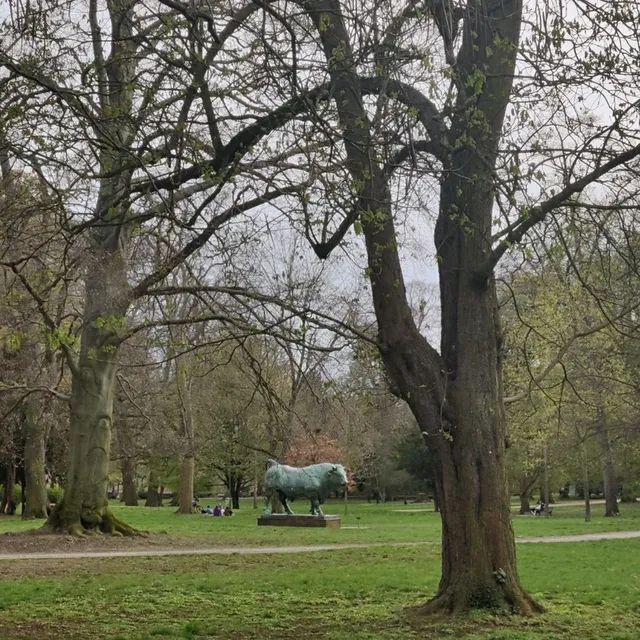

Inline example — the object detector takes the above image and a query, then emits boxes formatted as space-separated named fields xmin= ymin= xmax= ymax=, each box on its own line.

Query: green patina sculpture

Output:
xmin=263 ymin=460 xmax=348 ymax=516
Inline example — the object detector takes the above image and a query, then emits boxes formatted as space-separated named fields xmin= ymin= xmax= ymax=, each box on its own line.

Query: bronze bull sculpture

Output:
xmin=263 ymin=459 xmax=348 ymax=516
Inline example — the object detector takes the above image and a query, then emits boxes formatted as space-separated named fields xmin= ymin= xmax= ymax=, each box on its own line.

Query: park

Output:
xmin=1 ymin=499 xmax=640 ymax=639
xmin=2 ymin=0 xmax=640 ymax=637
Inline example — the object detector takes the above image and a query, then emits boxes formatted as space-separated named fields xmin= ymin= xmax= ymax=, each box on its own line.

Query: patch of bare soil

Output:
xmin=0 ymin=529 xmax=204 ymax=555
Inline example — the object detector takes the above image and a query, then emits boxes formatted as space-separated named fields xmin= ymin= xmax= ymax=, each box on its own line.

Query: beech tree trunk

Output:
xmin=1 ymin=459 xmax=17 ymax=515
xmin=582 ymin=436 xmax=591 ymax=523
xmin=145 ymin=471 xmax=161 ymax=507
xmin=118 ymin=419 xmax=138 ymax=507
xmin=543 ymin=446 xmax=551 ymax=517
xmin=177 ymin=456 xmax=195 ymax=514
xmin=120 ymin=457 xmax=138 ymax=506
xmin=22 ymin=397 xmax=49 ymax=519
xmin=44 ymin=0 xmax=139 ymax=537
xmin=175 ymin=349 xmax=195 ymax=514
xmin=595 ymin=409 xmax=619 ymax=517
xmin=518 ymin=473 xmax=539 ymax=515
xmin=228 ymin=475 xmax=242 ymax=510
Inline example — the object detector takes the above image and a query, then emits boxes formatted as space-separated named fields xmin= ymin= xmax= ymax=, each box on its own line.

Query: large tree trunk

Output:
xmin=1 ymin=458 xmax=17 ymax=515
xmin=543 ymin=446 xmax=551 ymax=516
xmin=177 ymin=455 xmax=195 ymax=514
xmin=518 ymin=472 xmax=539 ymax=515
xmin=581 ymin=434 xmax=591 ymax=523
xmin=595 ymin=409 xmax=619 ymax=517
xmin=120 ymin=457 xmax=138 ymax=506
xmin=44 ymin=0 xmax=138 ymax=537
xmin=175 ymin=351 xmax=195 ymax=514
xmin=45 ymin=212 xmax=135 ymax=536
xmin=46 ymin=353 xmax=135 ymax=535
xmin=118 ymin=419 xmax=138 ymax=507
xmin=303 ymin=0 xmax=538 ymax=615
xmin=230 ymin=475 xmax=242 ymax=510
xmin=22 ymin=397 xmax=49 ymax=519
xmin=145 ymin=470 xmax=161 ymax=507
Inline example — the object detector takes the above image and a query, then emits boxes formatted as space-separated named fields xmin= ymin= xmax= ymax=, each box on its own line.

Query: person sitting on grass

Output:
xmin=203 ymin=505 xmax=213 ymax=515
xmin=213 ymin=504 xmax=222 ymax=516
xmin=224 ymin=506 xmax=233 ymax=516
xmin=531 ymin=501 xmax=545 ymax=516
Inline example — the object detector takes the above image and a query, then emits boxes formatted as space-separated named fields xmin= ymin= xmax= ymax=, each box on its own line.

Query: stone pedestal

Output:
xmin=257 ymin=514 xmax=341 ymax=528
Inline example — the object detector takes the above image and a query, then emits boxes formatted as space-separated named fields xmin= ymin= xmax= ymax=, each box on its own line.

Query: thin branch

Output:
xmin=0 ymin=383 xmax=70 ymax=403
xmin=132 ymin=184 xmax=307 ymax=298
xmin=479 ymin=142 xmax=640 ymax=280
xmin=143 ymin=284 xmax=379 ymax=346
xmin=9 ymin=266 xmax=80 ymax=377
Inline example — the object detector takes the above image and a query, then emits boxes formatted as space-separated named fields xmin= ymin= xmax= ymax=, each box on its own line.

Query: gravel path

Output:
xmin=1 ymin=530 xmax=638 ymax=561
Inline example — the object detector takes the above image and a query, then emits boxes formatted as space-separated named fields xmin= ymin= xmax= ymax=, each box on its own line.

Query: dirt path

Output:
xmin=394 ymin=500 xmax=610 ymax=513
xmin=0 ymin=530 xmax=638 ymax=561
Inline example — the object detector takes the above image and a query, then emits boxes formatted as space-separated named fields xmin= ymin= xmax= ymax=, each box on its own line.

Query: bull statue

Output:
xmin=263 ymin=459 xmax=348 ymax=516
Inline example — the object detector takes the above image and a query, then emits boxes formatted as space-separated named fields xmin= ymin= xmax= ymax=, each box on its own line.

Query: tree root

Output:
xmin=42 ymin=501 xmax=145 ymax=537
xmin=409 ymin=581 xmax=545 ymax=617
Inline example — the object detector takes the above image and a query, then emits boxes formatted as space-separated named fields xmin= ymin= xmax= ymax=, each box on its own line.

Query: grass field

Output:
xmin=2 ymin=499 xmax=640 ymax=544
xmin=1 ymin=500 xmax=639 ymax=639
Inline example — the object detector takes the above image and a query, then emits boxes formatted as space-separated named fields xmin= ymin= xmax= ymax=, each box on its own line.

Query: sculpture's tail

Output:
xmin=266 ymin=458 xmax=279 ymax=468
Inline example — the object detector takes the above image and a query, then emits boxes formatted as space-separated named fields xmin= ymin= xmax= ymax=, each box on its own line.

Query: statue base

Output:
xmin=257 ymin=514 xmax=341 ymax=528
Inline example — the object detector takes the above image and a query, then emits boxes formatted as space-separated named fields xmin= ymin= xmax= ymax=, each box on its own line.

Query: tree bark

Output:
xmin=120 ymin=456 xmax=138 ymax=506
xmin=595 ymin=409 xmax=619 ymax=517
xmin=252 ymin=452 xmax=258 ymax=509
xmin=177 ymin=455 xmax=195 ymax=514
xmin=1 ymin=458 xmax=17 ymax=515
xmin=145 ymin=470 xmax=161 ymax=507
xmin=175 ymin=349 xmax=195 ymax=514
xmin=543 ymin=446 xmax=551 ymax=517
xmin=44 ymin=201 xmax=135 ymax=535
xmin=22 ymin=396 xmax=49 ymax=519
xmin=581 ymin=434 xmax=591 ymax=523
xmin=517 ymin=473 xmax=539 ymax=515
xmin=229 ymin=475 xmax=242 ymax=509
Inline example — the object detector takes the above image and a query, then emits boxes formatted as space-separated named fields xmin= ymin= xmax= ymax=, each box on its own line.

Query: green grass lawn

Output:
xmin=1 ymin=501 xmax=639 ymax=639
xmin=0 ymin=540 xmax=639 ymax=639
xmin=2 ymin=499 xmax=639 ymax=545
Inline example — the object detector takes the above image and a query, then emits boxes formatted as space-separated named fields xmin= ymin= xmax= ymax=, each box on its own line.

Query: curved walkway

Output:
xmin=0 ymin=530 xmax=638 ymax=561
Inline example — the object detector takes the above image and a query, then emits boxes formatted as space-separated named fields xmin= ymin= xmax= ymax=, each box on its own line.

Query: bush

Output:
xmin=48 ymin=486 xmax=64 ymax=504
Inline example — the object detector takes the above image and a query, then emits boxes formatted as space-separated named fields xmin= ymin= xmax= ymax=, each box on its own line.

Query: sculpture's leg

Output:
xmin=279 ymin=491 xmax=293 ymax=515
xmin=263 ymin=492 xmax=272 ymax=515
xmin=310 ymin=497 xmax=321 ymax=516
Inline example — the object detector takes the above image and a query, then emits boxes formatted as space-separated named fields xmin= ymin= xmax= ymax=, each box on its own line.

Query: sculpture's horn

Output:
xmin=267 ymin=459 xmax=279 ymax=468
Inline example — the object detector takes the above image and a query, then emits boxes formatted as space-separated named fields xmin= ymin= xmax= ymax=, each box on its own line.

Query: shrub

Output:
xmin=48 ymin=486 xmax=64 ymax=504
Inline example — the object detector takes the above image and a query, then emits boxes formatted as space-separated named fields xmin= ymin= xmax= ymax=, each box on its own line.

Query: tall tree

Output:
xmin=292 ymin=0 xmax=640 ymax=614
